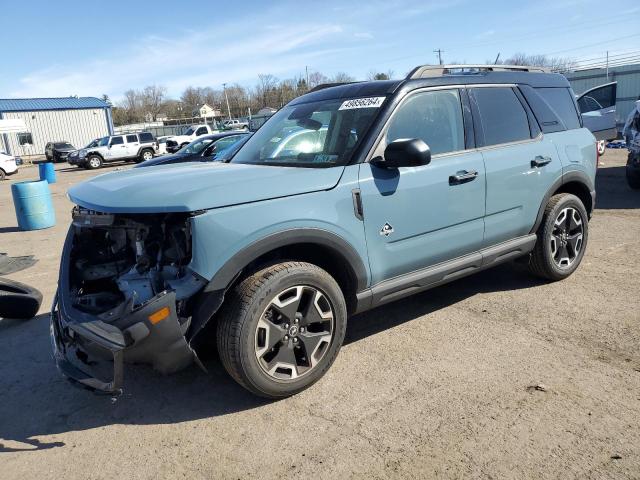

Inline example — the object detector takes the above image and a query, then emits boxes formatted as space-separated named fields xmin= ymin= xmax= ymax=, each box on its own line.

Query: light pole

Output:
xmin=222 ymin=83 xmax=232 ymax=120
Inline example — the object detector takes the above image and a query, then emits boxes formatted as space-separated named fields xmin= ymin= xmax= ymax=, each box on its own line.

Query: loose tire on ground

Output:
xmin=529 ymin=193 xmax=589 ymax=281
xmin=216 ymin=261 xmax=347 ymax=398
xmin=0 ymin=278 xmax=43 ymax=319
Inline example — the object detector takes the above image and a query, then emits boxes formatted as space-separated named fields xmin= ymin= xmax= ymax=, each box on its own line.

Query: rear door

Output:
xmin=469 ymin=86 xmax=562 ymax=246
xmin=576 ymin=82 xmax=617 ymax=141
xmin=125 ymin=134 xmax=139 ymax=157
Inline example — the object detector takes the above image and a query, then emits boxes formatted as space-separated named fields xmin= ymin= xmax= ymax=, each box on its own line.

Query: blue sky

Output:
xmin=1 ymin=0 xmax=638 ymax=101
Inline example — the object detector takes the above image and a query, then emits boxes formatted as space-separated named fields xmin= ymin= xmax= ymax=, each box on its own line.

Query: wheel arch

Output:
xmin=530 ymin=171 xmax=594 ymax=234
xmin=205 ymin=229 xmax=369 ymax=310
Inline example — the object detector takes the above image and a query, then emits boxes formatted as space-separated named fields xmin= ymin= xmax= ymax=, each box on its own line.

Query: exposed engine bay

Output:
xmin=69 ymin=206 xmax=206 ymax=320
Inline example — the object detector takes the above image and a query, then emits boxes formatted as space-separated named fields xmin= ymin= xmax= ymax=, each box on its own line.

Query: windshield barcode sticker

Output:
xmin=339 ymin=97 xmax=386 ymax=110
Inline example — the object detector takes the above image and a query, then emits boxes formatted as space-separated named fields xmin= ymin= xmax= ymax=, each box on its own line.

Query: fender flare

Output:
xmin=530 ymin=170 xmax=595 ymax=234
xmin=203 ymin=228 xmax=369 ymax=293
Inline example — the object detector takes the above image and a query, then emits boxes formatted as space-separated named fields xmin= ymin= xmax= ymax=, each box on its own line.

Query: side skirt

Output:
xmin=354 ymin=234 xmax=537 ymax=313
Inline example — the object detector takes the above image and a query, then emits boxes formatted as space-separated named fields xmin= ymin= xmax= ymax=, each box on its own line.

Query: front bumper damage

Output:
xmin=51 ymin=209 xmax=214 ymax=395
xmin=51 ymin=289 xmax=196 ymax=395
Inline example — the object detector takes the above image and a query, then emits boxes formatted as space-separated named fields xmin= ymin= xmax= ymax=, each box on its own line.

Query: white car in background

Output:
xmin=0 ymin=151 xmax=20 ymax=180
xmin=156 ymin=136 xmax=171 ymax=155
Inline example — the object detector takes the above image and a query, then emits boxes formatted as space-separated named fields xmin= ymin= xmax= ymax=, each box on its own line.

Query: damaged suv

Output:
xmin=52 ymin=65 xmax=598 ymax=398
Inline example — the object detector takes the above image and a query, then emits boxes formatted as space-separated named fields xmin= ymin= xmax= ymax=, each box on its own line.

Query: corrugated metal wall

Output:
xmin=1 ymin=108 xmax=110 ymax=156
xmin=566 ymin=64 xmax=640 ymax=130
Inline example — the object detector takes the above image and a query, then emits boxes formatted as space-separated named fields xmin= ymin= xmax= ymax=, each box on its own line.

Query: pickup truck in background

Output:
xmin=165 ymin=124 xmax=219 ymax=153
xmin=222 ymin=119 xmax=249 ymax=131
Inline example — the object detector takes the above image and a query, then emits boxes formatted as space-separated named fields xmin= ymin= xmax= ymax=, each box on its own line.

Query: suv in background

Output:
xmin=52 ymin=64 xmax=598 ymax=399
xmin=0 ymin=150 xmax=20 ymax=180
xmin=45 ymin=141 xmax=76 ymax=162
xmin=68 ymin=132 xmax=157 ymax=169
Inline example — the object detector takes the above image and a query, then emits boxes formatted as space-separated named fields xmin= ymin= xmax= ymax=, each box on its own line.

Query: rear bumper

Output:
xmin=51 ymin=289 xmax=195 ymax=395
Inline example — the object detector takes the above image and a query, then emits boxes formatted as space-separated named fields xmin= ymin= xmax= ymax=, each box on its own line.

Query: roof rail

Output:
xmin=407 ymin=64 xmax=549 ymax=79
xmin=308 ymin=81 xmax=361 ymax=93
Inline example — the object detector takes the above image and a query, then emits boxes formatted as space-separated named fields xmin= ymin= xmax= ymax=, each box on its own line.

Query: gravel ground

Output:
xmin=1 ymin=151 xmax=639 ymax=479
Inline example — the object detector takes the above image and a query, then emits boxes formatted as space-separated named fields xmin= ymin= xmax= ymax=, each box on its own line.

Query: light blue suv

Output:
xmin=52 ymin=64 xmax=597 ymax=398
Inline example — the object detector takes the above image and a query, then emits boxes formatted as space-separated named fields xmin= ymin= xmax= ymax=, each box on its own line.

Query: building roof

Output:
xmin=0 ymin=96 xmax=111 ymax=112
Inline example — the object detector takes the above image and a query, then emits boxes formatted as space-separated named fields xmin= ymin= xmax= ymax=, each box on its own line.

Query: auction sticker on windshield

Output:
xmin=339 ymin=97 xmax=386 ymax=110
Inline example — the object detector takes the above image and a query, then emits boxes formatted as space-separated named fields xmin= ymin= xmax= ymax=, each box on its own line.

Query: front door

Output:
xmin=107 ymin=136 xmax=127 ymax=159
xmin=358 ymin=88 xmax=486 ymax=285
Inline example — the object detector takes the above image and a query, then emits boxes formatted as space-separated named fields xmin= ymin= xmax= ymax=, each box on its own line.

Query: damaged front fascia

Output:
xmin=53 ymin=209 xmax=222 ymax=394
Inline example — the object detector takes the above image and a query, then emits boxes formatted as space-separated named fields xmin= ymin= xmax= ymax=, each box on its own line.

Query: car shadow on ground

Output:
xmin=0 ymin=262 xmax=543 ymax=452
xmin=595 ymin=165 xmax=640 ymax=210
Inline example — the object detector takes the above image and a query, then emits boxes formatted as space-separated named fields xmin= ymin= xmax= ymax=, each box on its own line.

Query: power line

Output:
xmin=542 ymin=33 xmax=640 ymax=56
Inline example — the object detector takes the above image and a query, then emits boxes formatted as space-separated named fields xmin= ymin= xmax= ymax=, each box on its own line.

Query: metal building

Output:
xmin=566 ymin=63 xmax=640 ymax=133
xmin=0 ymin=97 xmax=113 ymax=157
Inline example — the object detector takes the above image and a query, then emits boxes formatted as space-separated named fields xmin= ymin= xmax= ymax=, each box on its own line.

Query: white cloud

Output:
xmin=474 ymin=29 xmax=495 ymax=40
xmin=354 ymin=32 xmax=374 ymax=40
xmin=11 ymin=21 xmax=347 ymax=100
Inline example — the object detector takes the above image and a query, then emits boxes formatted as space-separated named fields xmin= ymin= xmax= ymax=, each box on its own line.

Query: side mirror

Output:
xmin=372 ymin=139 xmax=431 ymax=169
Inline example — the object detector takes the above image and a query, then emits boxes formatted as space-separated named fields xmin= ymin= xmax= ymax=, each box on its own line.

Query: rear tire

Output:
xmin=138 ymin=148 xmax=154 ymax=163
xmin=216 ymin=261 xmax=347 ymax=398
xmin=0 ymin=169 xmax=5 ymax=181
xmin=626 ymin=154 xmax=640 ymax=190
xmin=86 ymin=155 xmax=102 ymax=170
xmin=529 ymin=193 xmax=588 ymax=281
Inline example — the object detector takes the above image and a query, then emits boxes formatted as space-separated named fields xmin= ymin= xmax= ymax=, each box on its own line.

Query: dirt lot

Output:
xmin=1 ymin=152 xmax=639 ymax=479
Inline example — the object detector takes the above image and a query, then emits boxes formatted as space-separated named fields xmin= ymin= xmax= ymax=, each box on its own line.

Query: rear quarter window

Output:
xmin=535 ymin=88 xmax=581 ymax=130
xmin=138 ymin=132 xmax=154 ymax=142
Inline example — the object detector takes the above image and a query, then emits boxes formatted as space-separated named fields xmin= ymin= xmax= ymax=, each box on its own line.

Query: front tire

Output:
xmin=529 ymin=193 xmax=589 ymax=281
xmin=86 ymin=154 xmax=102 ymax=169
xmin=216 ymin=261 xmax=347 ymax=398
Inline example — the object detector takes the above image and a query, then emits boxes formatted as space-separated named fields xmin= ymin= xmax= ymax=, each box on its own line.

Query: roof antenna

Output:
xmin=494 ymin=53 xmax=500 ymax=65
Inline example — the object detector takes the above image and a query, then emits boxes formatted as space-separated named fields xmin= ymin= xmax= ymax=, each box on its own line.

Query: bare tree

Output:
xmin=256 ymin=74 xmax=279 ymax=108
xmin=181 ymin=86 xmax=204 ymax=114
xmin=332 ymin=72 xmax=355 ymax=83
xmin=141 ymin=85 xmax=167 ymax=121
xmin=367 ymin=70 xmax=394 ymax=81
xmin=503 ymin=53 xmax=576 ymax=72
xmin=308 ymin=71 xmax=329 ymax=88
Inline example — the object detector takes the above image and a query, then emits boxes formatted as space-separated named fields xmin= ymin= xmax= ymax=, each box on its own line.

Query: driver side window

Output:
xmin=386 ymin=89 xmax=465 ymax=156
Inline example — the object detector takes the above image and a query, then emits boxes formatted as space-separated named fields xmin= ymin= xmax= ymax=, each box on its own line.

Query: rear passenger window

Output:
xmin=110 ymin=136 xmax=124 ymax=145
xmin=386 ymin=89 xmax=465 ymax=155
xmin=471 ymin=87 xmax=531 ymax=146
xmin=126 ymin=135 xmax=138 ymax=143
xmin=536 ymin=88 xmax=581 ymax=130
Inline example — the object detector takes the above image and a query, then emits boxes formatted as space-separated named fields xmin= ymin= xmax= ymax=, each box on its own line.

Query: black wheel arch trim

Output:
xmin=203 ymin=228 xmax=369 ymax=294
xmin=530 ymin=170 xmax=595 ymax=234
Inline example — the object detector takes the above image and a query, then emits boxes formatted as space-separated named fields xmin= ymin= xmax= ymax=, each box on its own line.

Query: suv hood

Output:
xmin=68 ymin=162 xmax=344 ymax=213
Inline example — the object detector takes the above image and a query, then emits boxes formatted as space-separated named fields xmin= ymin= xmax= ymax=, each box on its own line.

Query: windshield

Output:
xmin=207 ymin=135 xmax=251 ymax=162
xmin=85 ymin=139 xmax=98 ymax=148
xmin=231 ymin=97 xmax=383 ymax=167
xmin=183 ymin=127 xmax=195 ymax=136
xmin=97 ymin=137 xmax=109 ymax=147
xmin=179 ymin=137 xmax=214 ymax=155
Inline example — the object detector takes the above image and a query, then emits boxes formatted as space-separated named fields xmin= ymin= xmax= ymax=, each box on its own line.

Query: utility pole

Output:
xmin=605 ymin=51 xmax=609 ymax=81
xmin=433 ymin=48 xmax=444 ymax=65
xmin=305 ymin=66 xmax=309 ymax=90
xmin=222 ymin=83 xmax=232 ymax=120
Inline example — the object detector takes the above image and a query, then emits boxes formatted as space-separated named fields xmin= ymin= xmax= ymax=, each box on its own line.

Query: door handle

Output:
xmin=449 ymin=170 xmax=478 ymax=185
xmin=531 ymin=155 xmax=552 ymax=168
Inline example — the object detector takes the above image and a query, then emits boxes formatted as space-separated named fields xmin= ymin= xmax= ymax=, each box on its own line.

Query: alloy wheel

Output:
xmin=143 ymin=151 xmax=153 ymax=161
xmin=255 ymin=285 xmax=334 ymax=380
xmin=550 ymin=207 xmax=584 ymax=268
xmin=89 ymin=158 xmax=100 ymax=168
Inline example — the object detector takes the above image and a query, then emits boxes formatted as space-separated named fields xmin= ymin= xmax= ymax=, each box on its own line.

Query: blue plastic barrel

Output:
xmin=38 ymin=162 xmax=57 ymax=183
xmin=11 ymin=180 xmax=56 ymax=231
